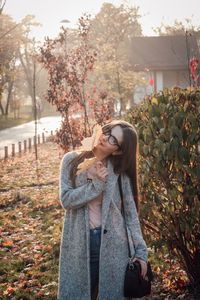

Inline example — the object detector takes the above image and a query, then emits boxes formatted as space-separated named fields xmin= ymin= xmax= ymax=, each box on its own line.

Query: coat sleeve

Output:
xmin=59 ymin=151 xmax=106 ymax=210
xmin=122 ymin=175 xmax=148 ymax=262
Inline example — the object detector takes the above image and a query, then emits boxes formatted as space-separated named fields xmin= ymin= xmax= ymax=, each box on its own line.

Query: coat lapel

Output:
xmin=101 ymin=159 xmax=119 ymax=230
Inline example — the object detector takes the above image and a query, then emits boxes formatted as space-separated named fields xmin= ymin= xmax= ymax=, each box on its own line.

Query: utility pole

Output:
xmin=60 ymin=19 xmax=70 ymax=59
xmin=33 ymin=59 xmax=38 ymax=160
xmin=185 ymin=31 xmax=192 ymax=87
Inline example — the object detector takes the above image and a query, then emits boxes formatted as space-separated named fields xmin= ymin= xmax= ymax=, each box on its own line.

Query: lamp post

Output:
xmin=60 ymin=19 xmax=70 ymax=59
xmin=185 ymin=31 xmax=192 ymax=87
xmin=60 ymin=19 xmax=70 ymax=92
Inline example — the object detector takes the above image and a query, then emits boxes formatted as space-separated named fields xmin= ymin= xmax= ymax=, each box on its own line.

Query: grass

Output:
xmin=0 ymin=114 xmax=34 ymax=131
xmin=0 ymin=110 xmax=60 ymax=131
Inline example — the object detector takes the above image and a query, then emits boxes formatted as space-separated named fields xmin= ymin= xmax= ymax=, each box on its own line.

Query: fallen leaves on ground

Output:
xmin=0 ymin=142 xmax=62 ymax=299
xmin=0 ymin=142 xmax=194 ymax=299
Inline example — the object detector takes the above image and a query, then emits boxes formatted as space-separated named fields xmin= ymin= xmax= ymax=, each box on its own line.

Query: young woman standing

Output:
xmin=58 ymin=120 xmax=148 ymax=300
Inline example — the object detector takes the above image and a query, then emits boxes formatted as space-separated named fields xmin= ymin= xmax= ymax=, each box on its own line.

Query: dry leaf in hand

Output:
xmin=76 ymin=157 xmax=98 ymax=175
xmin=77 ymin=125 xmax=102 ymax=175
xmin=80 ymin=124 xmax=102 ymax=151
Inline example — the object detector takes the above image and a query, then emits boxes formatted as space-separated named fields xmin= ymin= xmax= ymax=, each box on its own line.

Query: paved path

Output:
xmin=0 ymin=116 xmax=62 ymax=158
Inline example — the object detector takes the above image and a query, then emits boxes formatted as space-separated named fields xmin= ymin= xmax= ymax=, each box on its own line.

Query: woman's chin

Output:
xmin=95 ymin=142 xmax=104 ymax=149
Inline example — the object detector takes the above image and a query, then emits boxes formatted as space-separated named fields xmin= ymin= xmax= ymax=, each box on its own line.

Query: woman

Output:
xmin=58 ymin=120 xmax=148 ymax=300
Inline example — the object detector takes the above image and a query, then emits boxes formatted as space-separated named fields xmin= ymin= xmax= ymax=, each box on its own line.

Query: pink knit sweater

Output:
xmin=87 ymin=162 xmax=106 ymax=229
xmin=88 ymin=193 xmax=103 ymax=229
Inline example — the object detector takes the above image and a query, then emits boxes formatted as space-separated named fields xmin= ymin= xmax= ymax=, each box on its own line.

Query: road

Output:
xmin=0 ymin=116 xmax=62 ymax=158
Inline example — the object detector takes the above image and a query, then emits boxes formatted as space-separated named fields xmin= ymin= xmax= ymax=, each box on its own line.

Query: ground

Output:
xmin=0 ymin=114 xmax=34 ymax=131
xmin=0 ymin=141 xmax=194 ymax=299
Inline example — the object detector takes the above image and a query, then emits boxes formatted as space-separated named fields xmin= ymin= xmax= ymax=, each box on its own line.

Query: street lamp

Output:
xmin=60 ymin=19 xmax=70 ymax=92
xmin=60 ymin=19 xmax=70 ymax=24
xmin=60 ymin=19 xmax=70 ymax=58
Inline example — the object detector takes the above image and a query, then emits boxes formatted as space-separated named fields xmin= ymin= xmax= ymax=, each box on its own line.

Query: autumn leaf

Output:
xmin=76 ymin=157 xmax=98 ymax=175
xmin=37 ymin=290 xmax=45 ymax=297
xmin=151 ymin=97 xmax=158 ymax=105
xmin=80 ymin=124 xmax=102 ymax=151
xmin=77 ymin=124 xmax=102 ymax=175
xmin=45 ymin=245 xmax=53 ymax=252
xmin=3 ymin=287 xmax=15 ymax=296
xmin=2 ymin=239 xmax=13 ymax=247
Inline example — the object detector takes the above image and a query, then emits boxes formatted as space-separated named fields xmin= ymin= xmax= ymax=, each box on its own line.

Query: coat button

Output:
xmin=103 ymin=229 xmax=107 ymax=234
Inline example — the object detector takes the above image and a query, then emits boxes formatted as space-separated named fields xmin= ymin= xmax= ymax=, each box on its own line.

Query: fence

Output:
xmin=1 ymin=130 xmax=55 ymax=160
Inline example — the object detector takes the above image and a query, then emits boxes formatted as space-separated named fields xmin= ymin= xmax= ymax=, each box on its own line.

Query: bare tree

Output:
xmin=0 ymin=0 xmax=6 ymax=14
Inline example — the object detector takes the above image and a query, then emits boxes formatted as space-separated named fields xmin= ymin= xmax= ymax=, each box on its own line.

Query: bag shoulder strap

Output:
xmin=118 ymin=175 xmax=131 ymax=257
xmin=118 ymin=174 xmax=124 ymax=213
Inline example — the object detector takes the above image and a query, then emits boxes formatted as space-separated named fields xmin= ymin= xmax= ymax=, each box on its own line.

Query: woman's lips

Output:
xmin=99 ymin=140 xmax=104 ymax=146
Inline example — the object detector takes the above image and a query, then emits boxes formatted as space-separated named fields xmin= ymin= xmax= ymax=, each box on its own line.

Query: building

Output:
xmin=129 ymin=34 xmax=200 ymax=102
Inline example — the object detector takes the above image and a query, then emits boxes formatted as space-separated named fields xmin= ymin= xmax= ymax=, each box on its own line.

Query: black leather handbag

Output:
xmin=124 ymin=259 xmax=153 ymax=298
xmin=118 ymin=176 xmax=153 ymax=298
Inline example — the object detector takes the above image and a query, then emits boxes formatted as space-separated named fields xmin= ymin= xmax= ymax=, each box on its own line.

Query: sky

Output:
xmin=3 ymin=0 xmax=200 ymax=41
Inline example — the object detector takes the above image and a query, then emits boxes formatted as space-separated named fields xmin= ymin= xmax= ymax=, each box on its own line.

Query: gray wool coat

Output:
xmin=58 ymin=151 xmax=148 ymax=300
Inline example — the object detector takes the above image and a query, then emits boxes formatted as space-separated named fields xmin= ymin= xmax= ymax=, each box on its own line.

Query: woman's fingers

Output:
xmin=132 ymin=258 xmax=147 ymax=278
xmin=141 ymin=262 xmax=147 ymax=278
xmin=96 ymin=162 xmax=105 ymax=170
xmin=96 ymin=165 xmax=108 ymax=181
xmin=98 ymin=171 xmax=108 ymax=181
xmin=87 ymin=161 xmax=108 ymax=182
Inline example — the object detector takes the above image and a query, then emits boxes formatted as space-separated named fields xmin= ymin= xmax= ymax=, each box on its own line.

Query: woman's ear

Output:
xmin=112 ymin=149 xmax=123 ymax=156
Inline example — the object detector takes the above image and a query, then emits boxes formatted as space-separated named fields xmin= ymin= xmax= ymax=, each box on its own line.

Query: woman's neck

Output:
xmin=92 ymin=147 xmax=107 ymax=162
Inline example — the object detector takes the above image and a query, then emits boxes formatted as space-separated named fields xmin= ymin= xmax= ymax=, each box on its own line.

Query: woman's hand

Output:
xmin=132 ymin=258 xmax=147 ymax=278
xmin=96 ymin=161 xmax=108 ymax=182
xmin=87 ymin=161 xmax=108 ymax=182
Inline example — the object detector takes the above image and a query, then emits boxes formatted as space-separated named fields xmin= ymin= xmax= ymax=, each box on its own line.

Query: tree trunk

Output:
xmin=0 ymin=0 xmax=6 ymax=14
xmin=172 ymin=233 xmax=200 ymax=297
xmin=116 ymin=68 xmax=122 ymax=116
xmin=5 ymin=80 xmax=14 ymax=115
xmin=0 ymin=100 xmax=5 ymax=115
xmin=19 ymin=50 xmax=35 ymax=115
xmin=185 ymin=249 xmax=200 ymax=293
xmin=81 ymin=83 xmax=91 ymax=136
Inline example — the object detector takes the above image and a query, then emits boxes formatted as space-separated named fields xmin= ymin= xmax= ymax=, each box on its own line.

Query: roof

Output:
xmin=130 ymin=35 xmax=200 ymax=71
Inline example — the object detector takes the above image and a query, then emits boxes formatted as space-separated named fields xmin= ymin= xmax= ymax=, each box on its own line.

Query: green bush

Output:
xmin=127 ymin=87 xmax=200 ymax=292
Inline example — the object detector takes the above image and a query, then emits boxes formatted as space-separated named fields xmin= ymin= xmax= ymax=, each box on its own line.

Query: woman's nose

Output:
xmin=101 ymin=134 xmax=108 ymax=142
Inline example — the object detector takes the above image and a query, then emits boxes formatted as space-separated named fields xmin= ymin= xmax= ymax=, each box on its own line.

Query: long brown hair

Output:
xmin=69 ymin=120 xmax=140 ymax=211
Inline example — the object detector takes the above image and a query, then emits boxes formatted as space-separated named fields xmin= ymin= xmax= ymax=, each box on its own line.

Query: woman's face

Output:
xmin=97 ymin=125 xmax=123 ymax=156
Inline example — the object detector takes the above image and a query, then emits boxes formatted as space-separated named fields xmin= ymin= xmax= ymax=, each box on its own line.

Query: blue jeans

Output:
xmin=90 ymin=227 xmax=102 ymax=300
